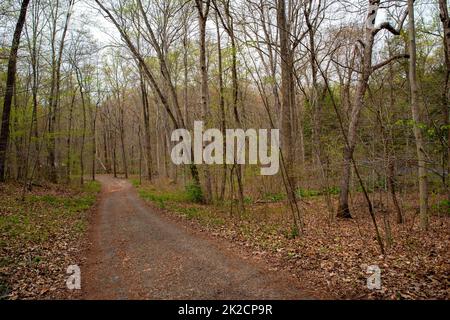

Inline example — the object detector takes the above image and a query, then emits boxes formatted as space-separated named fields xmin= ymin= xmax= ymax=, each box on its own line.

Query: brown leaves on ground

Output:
xmin=0 ymin=181 xmax=100 ymax=300
xmin=137 ymin=180 xmax=449 ymax=300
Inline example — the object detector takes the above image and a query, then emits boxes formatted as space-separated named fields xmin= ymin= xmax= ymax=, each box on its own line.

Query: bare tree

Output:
xmin=337 ymin=0 xmax=409 ymax=218
xmin=214 ymin=0 xmax=246 ymax=212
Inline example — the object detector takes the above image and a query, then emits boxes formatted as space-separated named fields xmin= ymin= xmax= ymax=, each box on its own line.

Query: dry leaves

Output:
xmin=142 ymin=182 xmax=449 ymax=300
xmin=0 ymin=181 xmax=99 ymax=300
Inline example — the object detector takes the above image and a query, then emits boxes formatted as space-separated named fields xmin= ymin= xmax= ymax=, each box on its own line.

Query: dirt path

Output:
xmin=82 ymin=176 xmax=316 ymax=300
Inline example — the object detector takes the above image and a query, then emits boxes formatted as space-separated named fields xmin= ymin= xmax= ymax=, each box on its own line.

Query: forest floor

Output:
xmin=82 ymin=176 xmax=320 ymax=299
xmin=0 ymin=179 xmax=100 ymax=300
xmin=1 ymin=175 xmax=448 ymax=300
xmin=134 ymin=177 xmax=449 ymax=300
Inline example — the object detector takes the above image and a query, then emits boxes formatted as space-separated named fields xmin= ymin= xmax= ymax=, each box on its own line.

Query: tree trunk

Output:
xmin=215 ymin=12 xmax=227 ymax=201
xmin=138 ymin=126 xmax=143 ymax=184
xmin=408 ymin=0 xmax=429 ymax=230
xmin=66 ymin=89 xmax=76 ymax=183
xmin=337 ymin=1 xmax=377 ymax=218
xmin=112 ymin=131 xmax=117 ymax=178
xmin=388 ymin=158 xmax=403 ymax=224
xmin=26 ymin=0 xmax=42 ymax=179
xmin=386 ymin=55 xmax=404 ymax=224
xmin=139 ymin=68 xmax=153 ymax=181
xmin=47 ymin=0 xmax=74 ymax=183
xmin=0 ymin=0 xmax=30 ymax=182
xmin=183 ymin=14 xmax=190 ymax=128
xmin=439 ymin=0 xmax=450 ymax=202
xmin=76 ymin=70 xmax=87 ymax=186
xmin=103 ymin=128 xmax=110 ymax=174
xmin=277 ymin=0 xmax=295 ymax=189
xmin=196 ymin=0 xmax=213 ymax=203
xmin=120 ymin=106 xmax=128 ymax=179
xmin=229 ymin=24 xmax=245 ymax=213
xmin=92 ymin=105 xmax=97 ymax=182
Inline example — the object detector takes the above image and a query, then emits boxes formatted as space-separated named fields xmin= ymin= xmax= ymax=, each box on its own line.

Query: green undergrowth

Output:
xmin=134 ymin=181 xmax=225 ymax=227
xmin=0 ymin=180 xmax=100 ymax=299
xmin=0 ymin=181 xmax=100 ymax=246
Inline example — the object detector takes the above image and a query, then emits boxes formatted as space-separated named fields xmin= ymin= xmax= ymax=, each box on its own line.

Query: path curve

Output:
xmin=82 ymin=176 xmax=315 ymax=300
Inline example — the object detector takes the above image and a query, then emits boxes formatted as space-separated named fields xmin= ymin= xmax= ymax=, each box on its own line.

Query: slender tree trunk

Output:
xmin=112 ymin=131 xmax=117 ymax=178
xmin=278 ymin=0 xmax=295 ymax=186
xmin=386 ymin=56 xmax=404 ymax=224
xmin=92 ymin=105 xmax=97 ymax=181
xmin=139 ymin=69 xmax=153 ymax=181
xmin=120 ymin=106 xmax=128 ymax=179
xmin=408 ymin=0 xmax=429 ymax=230
xmin=66 ymin=89 xmax=76 ymax=183
xmin=215 ymin=12 xmax=227 ymax=201
xmin=182 ymin=12 xmax=190 ymax=185
xmin=26 ymin=0 xmax=42 ymax=179
xmin=76 ymin=71 xmax=87 ymax=186
xmin=214 ymin=0 xmax=245 ymax=211
xmin=138 ymin=125 xmax=143 ymax=185
xmin=337 ymin=1 xmax=377 ymax=218
xmin=196 ymin=0 xmax=213 ymax=203
xmin=135 ymin=22 xmax=153 ymax=182
xmin=183 ymin=15 xmax=190 ymax=128
xmin=229 ymin=23 xmax=246 ymax=213
xmin=47 ymin=0 xmax=74 ymax=183
xmin=439 ymin=0 xmax=450 ymax=202
xmin=0 ymin=0 xmax=31 ymax=182
xmin=277 ymin=0 xmax=298 ymax=205
xmin=103 ymin=124 xmax=111 ymax=174
xmin=387 ymin=158 xmax=403 ymax=224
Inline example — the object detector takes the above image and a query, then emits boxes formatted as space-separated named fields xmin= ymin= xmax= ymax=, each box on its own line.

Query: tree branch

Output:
xmin=372 ymin=54 xmax=410 ymax=72
xmin=373 ymin=21 xmax=400 ymax=36
xmin=372 ymin=5 xmax=410 ymax=37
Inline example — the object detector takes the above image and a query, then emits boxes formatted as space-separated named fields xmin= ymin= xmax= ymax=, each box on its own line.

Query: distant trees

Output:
xmin=95 ymin=0 xmax=203 ymax=198
xmin=0 ymin=0 xmax=103 ymax=187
